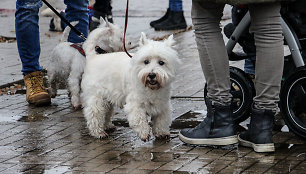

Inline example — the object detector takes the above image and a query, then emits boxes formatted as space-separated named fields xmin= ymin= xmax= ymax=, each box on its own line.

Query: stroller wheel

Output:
xmin=280 ymin=66 xmax=306 ymax=139
xmin=204 ymin=66 xmax=255 ymax=123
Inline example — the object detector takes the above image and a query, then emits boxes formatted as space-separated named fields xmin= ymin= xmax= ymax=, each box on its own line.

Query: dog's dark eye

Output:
xmin=144 ymin=60 xmax=150 ymax=65
xmin=159 ymin=61 xmax=165 ymax=66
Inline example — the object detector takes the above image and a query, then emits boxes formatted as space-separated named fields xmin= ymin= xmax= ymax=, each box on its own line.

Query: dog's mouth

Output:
xmin=145 ymin=79 xmax=161 ymax=90
xmin=142 ymin=73 xmax=162 ymax=90
xmin=148 ymin=80 xmax=157 ymax=85
xmin=146 ymin=80 xmax=161 ymax=90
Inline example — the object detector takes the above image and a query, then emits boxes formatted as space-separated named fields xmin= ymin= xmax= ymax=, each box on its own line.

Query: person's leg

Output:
xmin=15 ymin=0 xmax=51 ymax=105
xmin=153 ymin=0 xmax=187 ymax=30
xmin=93 ymin=0 xmax=110 ymax=15
xmin=244 ymin=57 xmax=256 ymax=78
xmin=16 ymin=0 xmax=42 ymax=74
xmin=179 ymin=1 xmax=236 ymax=146
xmin=238 ymin=3 xmax=283 ymax=153
xmin=169 ymin=0 xmax=183 ymax=12
xmin=90 ymin=0 xmax=113 ymax=31
xmin=192 ymin=2 xmax=232 ymax=105
xmin=250 ymin=3 xmax=284 ymax=111
xmin=93 ymin=0 xmax=112 ymax=19
xmin=64 ymin=0 xmax=89 ymax=43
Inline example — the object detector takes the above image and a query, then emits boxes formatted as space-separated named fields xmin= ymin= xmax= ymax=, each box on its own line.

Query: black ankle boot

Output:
xmin=179 ymin=98 xmax=237 ymax=145
xmin=238 ymin=106 xmax=275 ymax=152
xmin=150 ymin=8 xmax=170 ymax=27
xmin=153 ymin=11 xmax=187 ymax=31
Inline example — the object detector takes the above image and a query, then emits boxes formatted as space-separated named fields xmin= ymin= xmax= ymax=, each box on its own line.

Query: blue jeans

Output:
xmin=169 ymin=0 xmax=183 ymax=12
xmin=244 ymin=56 xmax=256 ymax=75
xmin=15 ymin=0 xmax=89 ymax=74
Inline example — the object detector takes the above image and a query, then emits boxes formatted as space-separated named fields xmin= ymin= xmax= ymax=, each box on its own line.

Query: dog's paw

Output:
xmin=133 ymin=125 xmax=151 ymax=142
xmin=72 ymin=104 xmax=82 ymax=110
xmin=48 ymin=89 xmax=57 ymax=98
xmin=155 ymin=134 xmax=170 ymax=140
xmin=71 ymin=97 xmax=82 ymax=109
xmin=105 ymin=124 xmax=116 ymax=133
xmin=138 ymin=129 xmax=151 ymax=142
xmin=90 ymin=130 xmax=109 ymax=139
xmin=140 ymin=134 xmax=151 ymax=142
xmin=153 ymin=128 xmax=170 ymax=139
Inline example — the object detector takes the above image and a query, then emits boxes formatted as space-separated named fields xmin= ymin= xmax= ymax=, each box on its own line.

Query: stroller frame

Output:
xmin=226 ymin=12 xmax=305 ymax=67
xmin=223 ymin=10 xmax=306 ymax=139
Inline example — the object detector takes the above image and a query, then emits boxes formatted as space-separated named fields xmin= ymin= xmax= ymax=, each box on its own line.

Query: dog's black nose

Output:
xmin=148 ymin=73 xmax=156 ymax=79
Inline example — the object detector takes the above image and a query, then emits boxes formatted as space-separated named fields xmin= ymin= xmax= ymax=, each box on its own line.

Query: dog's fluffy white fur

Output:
xmin=48 ymin=18 xmax=124 ymax=108
xmin=81 ymin=33 xmax=181 ymax=141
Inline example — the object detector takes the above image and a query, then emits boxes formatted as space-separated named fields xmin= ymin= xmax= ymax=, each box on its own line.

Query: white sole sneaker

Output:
xmin=238 ymin=135 xmax=275 ymax=153
xmin=179 ymin=132 xmax=238 ymax=146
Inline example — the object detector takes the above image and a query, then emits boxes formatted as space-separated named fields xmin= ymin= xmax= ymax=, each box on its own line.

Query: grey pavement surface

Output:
xmin=0 ymin=0 xmax=305 ymax=173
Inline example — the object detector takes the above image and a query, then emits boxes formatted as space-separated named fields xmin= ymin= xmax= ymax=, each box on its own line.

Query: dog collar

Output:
xmin=70 ymin=43 xmax=108 ymax=56
xmin=95 ymin=46 xmax=108 ymax=54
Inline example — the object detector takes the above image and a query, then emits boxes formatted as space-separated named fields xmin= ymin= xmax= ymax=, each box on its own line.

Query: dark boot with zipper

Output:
xmin=238 ymin=106 xmax=275 ymax=152
xmin=179 ymin=97 xmax=237 ymax=146
xmin=150 ymin=8 xmax=170 ymax=27
xmin=153 ymin=10 xmax=187 ymax=31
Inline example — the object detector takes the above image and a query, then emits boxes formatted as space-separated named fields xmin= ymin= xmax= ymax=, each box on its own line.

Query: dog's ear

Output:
xmin=105 ymin=17 xmax=110 ymax=26
xmin=164 ymin=34 xmax=175 ymax=47
xmin=99 ymin=17 xmax=107 ymax=27
xmin=103 ymin=18 xmax=115 ymax=35
xmin=139 ymin=32 xmax=148 ymax=47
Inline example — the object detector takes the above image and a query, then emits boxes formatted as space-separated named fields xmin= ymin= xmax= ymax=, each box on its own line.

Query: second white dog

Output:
xmin=81 ymin=33 xmax=181 ymax=141
xmin=48 ymin=18 xmax=124 ymax=109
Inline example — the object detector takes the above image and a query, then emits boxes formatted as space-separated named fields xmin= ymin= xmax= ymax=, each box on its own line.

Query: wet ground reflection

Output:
xmin=18 ymin=114 xmax=48 ymax=122
xmin=0 ymin=107 xmax=305 ymax=173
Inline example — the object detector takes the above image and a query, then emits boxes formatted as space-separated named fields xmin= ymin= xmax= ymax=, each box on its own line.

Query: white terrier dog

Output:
xmin=48 ymin=18 xmax=124 ymax=109
xmin=81 ymin=33 xmax=181 ymax=141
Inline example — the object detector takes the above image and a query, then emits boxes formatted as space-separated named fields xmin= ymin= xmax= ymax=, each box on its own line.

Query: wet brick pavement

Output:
xmin=0 ymin=0 xmax=306 ymax=173
xmin=0 ymin=91 xmax=306 ymax=174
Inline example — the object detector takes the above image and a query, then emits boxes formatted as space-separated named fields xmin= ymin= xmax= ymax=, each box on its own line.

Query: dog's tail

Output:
xmin=83 ymin=27 xmax=109 ymax=57
xmin=60 ymin=21 xmax=79 ymax=42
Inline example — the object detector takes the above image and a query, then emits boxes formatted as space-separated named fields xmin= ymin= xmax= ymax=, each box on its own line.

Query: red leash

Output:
xmin=123 ymin=0 xmax=132 ymax=58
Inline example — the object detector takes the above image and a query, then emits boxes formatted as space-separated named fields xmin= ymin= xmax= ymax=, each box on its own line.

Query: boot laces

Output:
xmin=28 ymin=76 xmax=46 ymax=95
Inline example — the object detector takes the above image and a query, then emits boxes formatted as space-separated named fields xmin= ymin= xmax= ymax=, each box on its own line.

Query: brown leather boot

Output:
xmin=24 ymin=71 xmax=51 ymax=106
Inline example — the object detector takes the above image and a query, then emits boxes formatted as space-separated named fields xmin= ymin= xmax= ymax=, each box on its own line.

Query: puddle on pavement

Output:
xmin=44 ymin=166 xmax=71 ymax=174
xmin=18 ymin=114 xmax=48 ymax=122
xmin=171 ymin=110 xmax=205 ymax=129
xmin=277 ymin=144 xmax=306 ymax=157
xmin=150 ymin=152 xmax=180 ymax=162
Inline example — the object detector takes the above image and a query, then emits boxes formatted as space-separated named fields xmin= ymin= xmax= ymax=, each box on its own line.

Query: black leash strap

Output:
xmin=41 ymin=0 xmax=87 ymax=41
xmin=123 ymin=0 xmax=132 ymax=58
